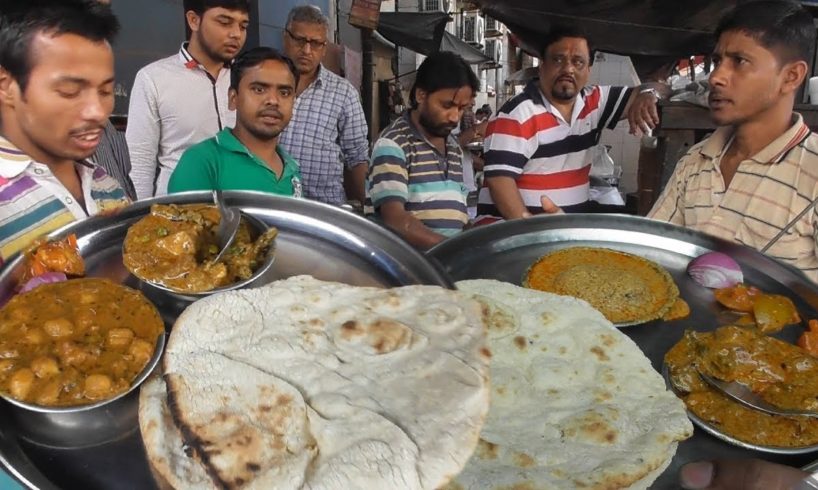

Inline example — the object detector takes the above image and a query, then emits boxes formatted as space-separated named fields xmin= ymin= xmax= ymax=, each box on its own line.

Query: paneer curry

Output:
xmin=123 ymin=204 xmax=277 ymax=293
xmin=0 ymin=278 xmax=164 ymax=407
xmin=666 ymin=325 xmax=818 ymax=447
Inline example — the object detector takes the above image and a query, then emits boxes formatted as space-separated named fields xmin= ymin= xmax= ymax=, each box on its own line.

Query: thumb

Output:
xmin=540 ymin=195 xmax=563 ymax=214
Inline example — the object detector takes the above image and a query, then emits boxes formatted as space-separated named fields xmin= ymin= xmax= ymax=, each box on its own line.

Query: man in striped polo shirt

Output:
xmin=366 ymin=52 xmax=479 ymax=250
xmin=0 ymin=0 xmax=129 ymax=262
xmin=478 ymin=25 xmax=667 ymax=222
xmin=650 ymin=1 xmax=818 ymax=282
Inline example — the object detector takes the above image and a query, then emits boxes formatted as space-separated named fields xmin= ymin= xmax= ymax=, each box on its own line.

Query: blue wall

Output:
xmin=258 ymin=0 xmax=331 ymax=49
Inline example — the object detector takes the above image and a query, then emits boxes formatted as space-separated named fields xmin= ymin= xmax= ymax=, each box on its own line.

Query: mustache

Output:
xmin=257 ymin=109 xmax=283 ymax=118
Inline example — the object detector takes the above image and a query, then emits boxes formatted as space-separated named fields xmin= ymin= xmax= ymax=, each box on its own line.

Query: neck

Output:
xmin=296 ymin=66 xmax=319 ymax=95
xmin=231 ymin=126 xmax=279 ymax=161
xmin=187 ymin=40 xmax=224 ymax=79
xmin=409 ymin=109 xmax=446 ymax=151
xmin=729 ymin=102 xmax=794 ymax=159
xmin=0 ymin=126 xmax=74 ymax=168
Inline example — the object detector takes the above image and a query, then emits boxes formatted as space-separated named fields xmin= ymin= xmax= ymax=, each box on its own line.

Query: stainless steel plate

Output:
xmin=428 ymin=213 xmax=818 ymax=488
xmin=0 ymin=191 xmax=452 ymax=490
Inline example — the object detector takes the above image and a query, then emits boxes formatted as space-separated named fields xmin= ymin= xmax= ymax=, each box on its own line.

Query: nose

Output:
xmin=448 ymin=109 xmax=462 ymax=125
xmin=82 ymin=93 xmax=110 ymax=124
xmin=228 ymin=24 xmax=242 ymax=40
xmin=709 ymin=62 xmax=727 ymax=88
xmin=301 ymin=42 xmax=313 ymax=54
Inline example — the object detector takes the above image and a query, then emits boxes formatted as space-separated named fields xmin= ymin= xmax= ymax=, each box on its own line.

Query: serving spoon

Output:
xmin=698 ymin=370 xmax=818 ymax=418
xmin=212 ymin=190 xmax=241 ymax=263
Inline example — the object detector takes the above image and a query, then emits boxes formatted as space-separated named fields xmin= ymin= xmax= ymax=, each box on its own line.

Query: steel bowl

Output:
xmin=1 ymin=331 xmax=166 ymax=449
xmin=129 ymin=210 xmax=277 ymax=304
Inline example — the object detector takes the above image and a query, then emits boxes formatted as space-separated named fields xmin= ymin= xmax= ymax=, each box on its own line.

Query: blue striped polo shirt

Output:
xmin=365 ymin=113 xmax=468 ymax=236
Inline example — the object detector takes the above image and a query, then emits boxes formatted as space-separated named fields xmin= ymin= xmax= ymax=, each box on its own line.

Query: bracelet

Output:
xmin=639 ymin=87 xmax=662 ymax=100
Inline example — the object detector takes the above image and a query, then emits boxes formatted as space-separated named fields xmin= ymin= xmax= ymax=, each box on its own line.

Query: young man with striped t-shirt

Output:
xmin=650 ymin=1 xmax=818 ymax=282
xmin=0 ymin=1 xmax=129 ymax=263
xmin=366 ymin=52 xmax=479 ymax=250
xmin=477 ymin=25 xmax=667 ymax=223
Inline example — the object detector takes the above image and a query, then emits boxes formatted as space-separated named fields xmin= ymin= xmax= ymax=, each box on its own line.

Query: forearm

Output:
xmin=380 ymin=202 xmax=446 ymax=250
xmin=344 ymin=162 xmax=368 ymax=203
xmin=486 ymin=176 xmax=528 ymax=220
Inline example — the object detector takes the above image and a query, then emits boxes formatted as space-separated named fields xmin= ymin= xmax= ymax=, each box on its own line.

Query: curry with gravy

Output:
xmin=0 ymin=278 xmax=164 ymax=407
xmin=123 ymin=204 xmax=277 ymax=293
xmin=666 ymin=325 xmax=818 ymax=447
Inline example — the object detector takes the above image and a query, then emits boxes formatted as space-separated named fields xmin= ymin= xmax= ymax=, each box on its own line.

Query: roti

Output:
xmin=523 ymin=247 xmax=679 ymax=325
xmin=141 ymin=276 xmax=491 ymax=489
xmin=448 ymin=279 xmax=692 ymax=490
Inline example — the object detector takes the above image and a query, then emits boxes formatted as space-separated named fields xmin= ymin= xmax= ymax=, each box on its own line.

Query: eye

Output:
xmin=56 ymin=89 xmax=81 ymax=99
xmin=252 ymin=86 xmax=265 ymax=94
xmin=280 ymin=88 xmax=293 ymax=97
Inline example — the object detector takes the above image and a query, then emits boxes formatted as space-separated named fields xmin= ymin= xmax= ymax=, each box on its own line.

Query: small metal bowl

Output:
xmin=1 ymin=332 xmax=166 ymax=449
xmin=132 ymin=211 xmax=277 ymax=304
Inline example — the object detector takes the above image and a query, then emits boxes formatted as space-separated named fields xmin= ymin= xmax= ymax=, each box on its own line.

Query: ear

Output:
xmin=185 ymin=11 xmax=201 ymax=34
xmin=228 ymin=88 xmax=237 ymax=111
xmin=781 ymin=60 xmax=808 ymax=96
xmin=415 ymin=88 xmax=428 ymax=107
xmin=0 ymin=67 xmax=19 ymax=109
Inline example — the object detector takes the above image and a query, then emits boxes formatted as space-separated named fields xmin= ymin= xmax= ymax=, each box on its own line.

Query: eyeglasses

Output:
xmin=286 ymin=29 xmax=327 ymax=51
xmin=548 ymin=55 xmax=588 ymax=70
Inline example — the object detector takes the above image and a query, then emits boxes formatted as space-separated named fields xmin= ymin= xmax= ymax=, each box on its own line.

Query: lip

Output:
xmin=556 ymin=76 xmax=575 ymax=84
xmin=709 ymin=95 xmax=731 ymax=108
xmin=70 ymin=130 xmax=102 ymax=151
xmin=224 ymin=44 xmax=240 ymax=52
xmin=259 ymin=115 xmax=281 ymax=124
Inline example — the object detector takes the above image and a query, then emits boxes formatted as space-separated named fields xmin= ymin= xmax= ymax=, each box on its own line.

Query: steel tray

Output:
xmin=428 ymin=213 xmax=818 ymax=489
xmin=0 ymin=191 xmax=453 ymax=490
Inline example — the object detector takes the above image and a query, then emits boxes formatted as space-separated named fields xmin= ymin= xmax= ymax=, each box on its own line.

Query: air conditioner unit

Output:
xmin=462 ymin=13 xmax=484 ymax=48
xmin=485 ymin=16 xmax=502 ymax=37
xmin=419 ymin=0 xmax=450 ymax=12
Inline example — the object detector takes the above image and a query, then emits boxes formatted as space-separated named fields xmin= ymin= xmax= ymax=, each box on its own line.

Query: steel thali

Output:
xmin=0 ymin=191 xmax=453 ymax=489
xmin=428 ymin=213 xmax=818 ymax=489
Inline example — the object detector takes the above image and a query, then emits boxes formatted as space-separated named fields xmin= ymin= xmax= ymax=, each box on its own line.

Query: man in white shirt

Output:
xmin=126 ymin=0 xmax=249 ymax=199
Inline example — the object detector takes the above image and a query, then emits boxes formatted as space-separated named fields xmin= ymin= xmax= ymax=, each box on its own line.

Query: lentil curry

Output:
xmin=0 ymin=278 xmax=164 ymax=407
xmin=123 ymin=204 xmax=277 ymax=293
xmin=523 ymin=247 xmax=681 ymax=325
xmin=666 ymin=325 xmax=818 ymax=447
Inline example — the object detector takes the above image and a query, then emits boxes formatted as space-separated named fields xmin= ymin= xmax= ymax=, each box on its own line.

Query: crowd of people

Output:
xmin=0 ymin=0 xmax=817 ymax=486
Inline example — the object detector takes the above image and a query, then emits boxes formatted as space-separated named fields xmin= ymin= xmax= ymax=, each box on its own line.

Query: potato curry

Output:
xmin=0 ymin=278 xmax=164 ymax=407
xmin=666 ymin=325 xmax=818 ymax=447
xmin=123 ymin=204 xmax=277 ymax=293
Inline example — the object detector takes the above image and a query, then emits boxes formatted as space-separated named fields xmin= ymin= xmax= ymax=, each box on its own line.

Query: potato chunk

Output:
xmin=9 ymin=368 xmax=35 ymax=400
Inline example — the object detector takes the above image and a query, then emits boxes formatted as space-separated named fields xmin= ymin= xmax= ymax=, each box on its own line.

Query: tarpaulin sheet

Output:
xmin=377 ymin=12 xmax=493 ymax=65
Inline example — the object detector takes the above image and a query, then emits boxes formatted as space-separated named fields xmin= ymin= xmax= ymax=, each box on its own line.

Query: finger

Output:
xmin=680 ymin=459 xmax=807 ymax=490
xmin=649 ymin=103 xmax=660 ymax=125
xmin=540 ymin=195 xmax=563 ymax=214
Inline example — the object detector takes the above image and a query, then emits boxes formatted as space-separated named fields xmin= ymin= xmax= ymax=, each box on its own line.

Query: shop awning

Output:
xmin=377 ymin=12 xmax=492 ymax=65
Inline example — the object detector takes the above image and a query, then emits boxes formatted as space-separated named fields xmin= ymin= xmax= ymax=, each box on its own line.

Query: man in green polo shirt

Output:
xmin=169 ymin=47 xmax=302 ymax=196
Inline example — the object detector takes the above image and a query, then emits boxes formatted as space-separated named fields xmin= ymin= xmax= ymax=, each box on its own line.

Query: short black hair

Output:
xmin=410 ymin=51 xmax=480 ymax=109
xmin=183 ymin=0 xmax=251 ymax=39
xmin=230 ymin=47 xmax=299 ymax=91
xmin=0 ymin=0 xmax=119 ymax=93
xmin=540 ymin=24 xmax=594 ymax=64
xmin=715 ymin=0 xmax=815 ymax=65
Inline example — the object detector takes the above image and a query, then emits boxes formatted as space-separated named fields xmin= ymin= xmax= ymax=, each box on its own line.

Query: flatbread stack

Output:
xmin=139 ymin=276 xmax=491 ymax=489
xmin=447 ymin=280 xmax=693 ymax=490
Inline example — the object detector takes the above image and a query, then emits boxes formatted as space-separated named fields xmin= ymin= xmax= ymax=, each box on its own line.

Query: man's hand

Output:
xmin=626 ymin=90 xmax=661 ymax=137
xmin=679 ymin=459 xmax=808 ymax=490
xmin=522 ymin=195 xmax=564 ymax=218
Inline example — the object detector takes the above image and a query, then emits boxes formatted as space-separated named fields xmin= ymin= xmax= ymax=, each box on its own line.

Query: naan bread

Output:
xmin=146 ymin=276 xmax=490 ymax=489
xmin=449 ymin=279 xmax=692 ymax=490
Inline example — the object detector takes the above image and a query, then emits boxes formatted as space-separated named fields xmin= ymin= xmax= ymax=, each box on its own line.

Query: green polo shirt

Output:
xmin=168 ymin=128 xmax=302 ymax=196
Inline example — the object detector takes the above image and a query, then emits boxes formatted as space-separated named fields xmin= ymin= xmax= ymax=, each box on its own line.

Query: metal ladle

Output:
xmin=212 ymin=190 xmax=241 ymax=263
xmin=698 ymin=370 xmax=818 ymax=418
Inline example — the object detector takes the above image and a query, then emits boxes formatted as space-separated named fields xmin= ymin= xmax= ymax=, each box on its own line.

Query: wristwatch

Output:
xmin=639 ymin=87 xmax=662 ymax=100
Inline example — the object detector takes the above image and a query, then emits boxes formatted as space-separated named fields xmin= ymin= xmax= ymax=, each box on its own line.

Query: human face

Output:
xmin=708 ymin=30 xmax=803 ymax=127
xmin=188 ymin=7 xmax=249 ymax=63
xmin=0 ymin=33 xmax=114 ymax=166
xmin=538 ymin=37 xmax=591 ymax=102
xmin=283 ymin=21 xmax=328 ymax=76
xmin=229 ymin=60 xmax=296 ymax=141
xmin=416 ymin=86 xmax=474 ymax=138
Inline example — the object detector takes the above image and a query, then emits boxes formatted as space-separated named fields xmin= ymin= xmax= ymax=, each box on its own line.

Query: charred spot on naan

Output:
xmin=523 ymin=247 xmax=679 ymax=325
xmin=338 ymin=318 xmax=416 ymax=354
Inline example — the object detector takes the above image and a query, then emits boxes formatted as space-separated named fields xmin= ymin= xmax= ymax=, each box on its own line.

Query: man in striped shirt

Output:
xmin=478 ymin=25 xmax=667 ymax=222
xmin=650 ymin=1 xmax=818 ymax=281
xmin=0 ymin=0 xmax=129 ymax=262
xmin=366 ymin=52 xmax=479 ymax=250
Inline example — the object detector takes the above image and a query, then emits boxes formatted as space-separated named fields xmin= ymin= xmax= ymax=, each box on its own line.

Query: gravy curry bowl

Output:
xmin=123 ymin=205 xmax=277 ymax=303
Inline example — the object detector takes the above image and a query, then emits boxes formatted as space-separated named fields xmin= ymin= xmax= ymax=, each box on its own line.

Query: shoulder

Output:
xmin=179 ymin=136 xmax=220 ymax=162
xmin=497 ymin=90 xmax=537 ymax=119
xmin=136 ymin=54 xmax=179 ymax=78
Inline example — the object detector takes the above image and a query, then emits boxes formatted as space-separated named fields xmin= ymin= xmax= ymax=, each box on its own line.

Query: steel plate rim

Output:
xmin=662 ymin=363 xmax=818 ymax=455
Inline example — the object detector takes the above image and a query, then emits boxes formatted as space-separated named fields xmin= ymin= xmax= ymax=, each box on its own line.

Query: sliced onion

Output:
xmin=19 ymin=272 xmax=68 ymax=293
xmin=688 ymin=251 xmax=743 ymax=289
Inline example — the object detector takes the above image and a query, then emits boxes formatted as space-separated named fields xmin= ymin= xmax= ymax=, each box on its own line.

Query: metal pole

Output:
xmin=362 ymin=28 xmax=376 ymax=142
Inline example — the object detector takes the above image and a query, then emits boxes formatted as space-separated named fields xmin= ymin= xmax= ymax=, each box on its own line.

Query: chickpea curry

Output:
xmin=666 ymin=325 xmax=818 ymax=447
xmin=0 ymin=278 xmax=164 ymax=407
xmin=123 ymin=204 xmax=277 ymax=293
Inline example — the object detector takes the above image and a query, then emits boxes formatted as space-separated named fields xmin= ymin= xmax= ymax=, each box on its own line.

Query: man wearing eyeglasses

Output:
xmin=476 ymin=25 xmax=668 ymax=223
xmin=279 ymin=6 xmax=369 ymax=207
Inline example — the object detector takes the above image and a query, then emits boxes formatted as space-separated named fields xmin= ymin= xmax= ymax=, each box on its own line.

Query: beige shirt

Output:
xmin=649 ymin=114 xmax=818 ymax=282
